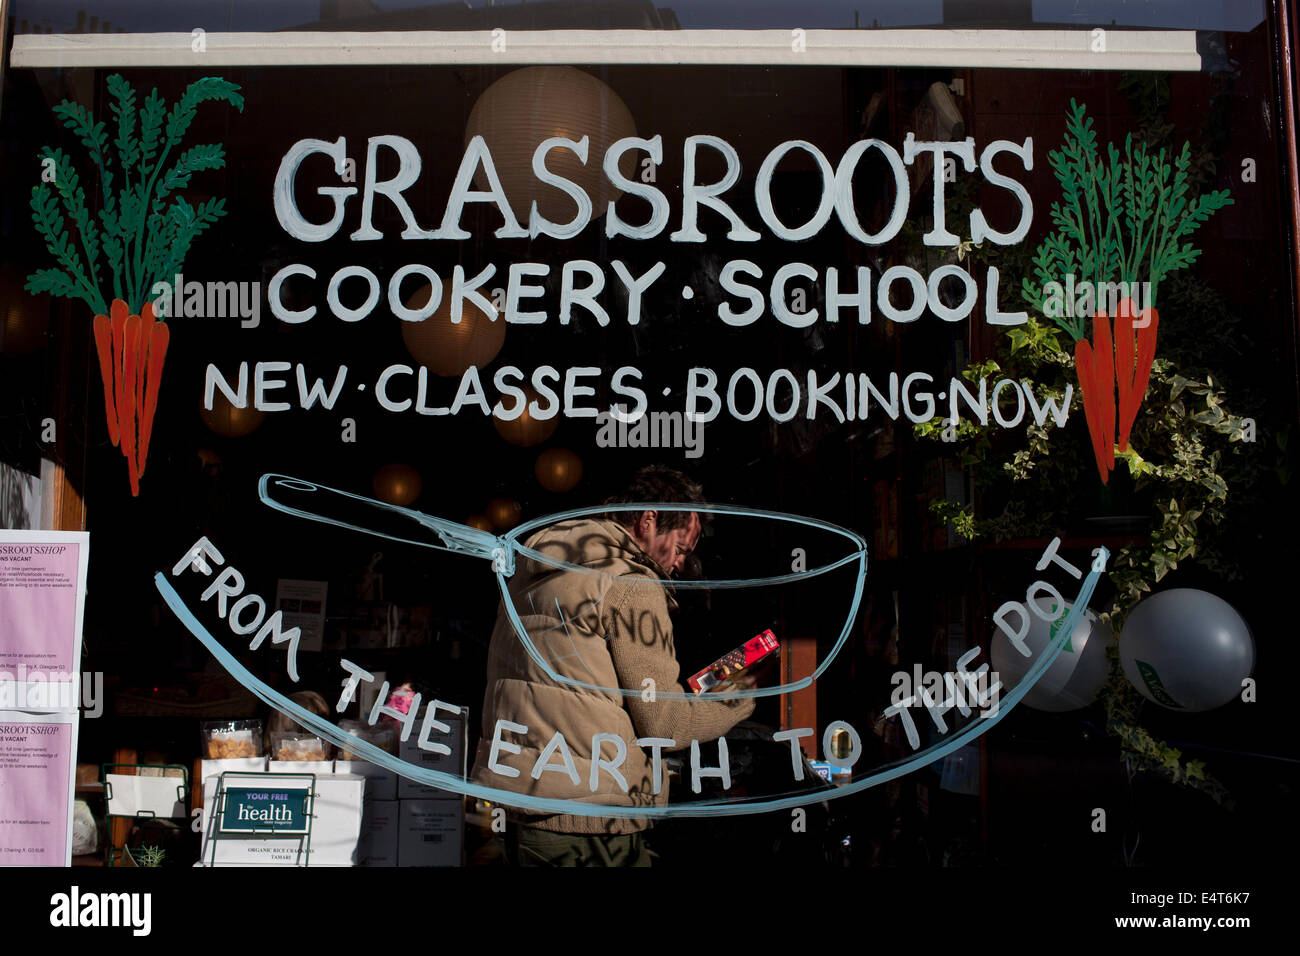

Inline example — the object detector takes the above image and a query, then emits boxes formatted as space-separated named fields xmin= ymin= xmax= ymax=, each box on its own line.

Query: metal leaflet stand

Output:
xmin=100 ymin=763 xmax=190 ymax=867
xmin=207 ymin=771 xmax=317 ymax=867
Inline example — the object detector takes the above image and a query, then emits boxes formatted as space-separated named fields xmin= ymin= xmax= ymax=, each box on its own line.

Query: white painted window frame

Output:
xmin=10 ymin=28 xmax=1200 ymax=71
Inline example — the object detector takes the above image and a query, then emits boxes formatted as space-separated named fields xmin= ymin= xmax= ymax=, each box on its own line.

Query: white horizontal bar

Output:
xmin=10 ymin=28 xmax=1200 ymax=70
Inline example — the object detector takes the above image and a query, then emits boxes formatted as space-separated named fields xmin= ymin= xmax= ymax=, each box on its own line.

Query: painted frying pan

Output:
xmin=155 ymin=473 xmax=1107 ymax=818
xmin=254 ymin=473 xmax=868 ymax=701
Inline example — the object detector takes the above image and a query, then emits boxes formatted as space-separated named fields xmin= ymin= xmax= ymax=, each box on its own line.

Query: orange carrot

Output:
xmin=94 ymin=299 xmax=168 ymax=494
xmin=1118 ymin=306 xmax=1160 ymax=451
xmin=1114 ymin=299 xmax=1137 ymax=451
xmin=92 ymin=312 xmax=120 ymax=447
xmin=110 ymin=300 xmax=127 ymax=453
xmin=120 ymin=313 xmax=142 ymax=497
xmin=1074 ymin=339 xmax=1110 ymax=483
xmin=136 ymin=301 xmax=155 ymax=444
xmin=136 ymin=321 xmax=169 ymax=480
xmin=1094 ymin=311 xmax=1116 ymax=471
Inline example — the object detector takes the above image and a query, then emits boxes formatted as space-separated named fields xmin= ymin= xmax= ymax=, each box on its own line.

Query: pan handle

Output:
xmin=257 ymin=473 xmax=513 ymax=575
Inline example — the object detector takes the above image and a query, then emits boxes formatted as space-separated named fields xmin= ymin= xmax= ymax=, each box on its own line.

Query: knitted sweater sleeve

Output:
xmin=603 ymin=575 xmax=755 ymax=749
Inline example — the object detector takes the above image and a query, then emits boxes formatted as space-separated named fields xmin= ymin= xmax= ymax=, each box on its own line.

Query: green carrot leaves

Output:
xmin=51 ymin=100 xmax=109 ymax=170
xmin=163 ymin=77 xmax=244 ymax=147
xmin=26 ymin=74 xmax=243 ymax=316
xmin=28 ymin=166 xmax=106 ymax=313
xmin=157 ymin=143 xmax=228 ymax=196
xmin=107 ymin=74 xmax=139 ymax=177
xmin=137 ymin=89 xmax=167 ymax=183
xmin=1024 ymin=99 xmax=1234 ymax=339
xmin=26 ymin=266 xmax=87 ymax=302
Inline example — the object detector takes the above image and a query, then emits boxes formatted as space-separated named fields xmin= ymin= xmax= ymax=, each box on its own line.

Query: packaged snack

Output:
xmin=338 ymin=719 xmax=397 ymax=761
xmin=688 ymin=629 xmax=780 ymax=694
xmin=200 ymin=719 xmax=264 ymax=759
xmin=271 ymin=731 xmax=330 ymax=762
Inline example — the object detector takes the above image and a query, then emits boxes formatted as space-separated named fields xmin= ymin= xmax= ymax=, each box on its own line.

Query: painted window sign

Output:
xmin=26 ymin=77 xmax=244 ymax=495
xmin=1023 ymin=101 xmax=1233 ymax=483
xmin=27 ymin=76 xmax=1231 ymax=497
xmin=5 ymin=38 xmax=1278 ymax=836
xmin=156 ymin=475 xmax=1108 ymax=818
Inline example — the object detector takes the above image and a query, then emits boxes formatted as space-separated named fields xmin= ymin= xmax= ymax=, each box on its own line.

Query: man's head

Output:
xmin=605 ymin=466 xmax=704 ymax=577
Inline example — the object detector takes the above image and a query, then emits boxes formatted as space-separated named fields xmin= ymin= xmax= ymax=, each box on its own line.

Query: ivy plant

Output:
xmin=911 ymin=87 xmax=1272 ymax=810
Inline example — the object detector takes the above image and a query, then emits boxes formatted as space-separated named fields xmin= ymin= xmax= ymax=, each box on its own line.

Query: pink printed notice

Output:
xmin=0 ymin=541 xmax=80 ymax=676
xmin=0 ymin=717 xmax=73 ymax=865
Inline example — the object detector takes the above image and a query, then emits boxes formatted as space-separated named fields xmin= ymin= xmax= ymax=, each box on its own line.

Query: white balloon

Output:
xmin=990 ymin=599 xmax=1114 ymax=712
xmin=1119 ymin=589 xmax=1254 ymax=712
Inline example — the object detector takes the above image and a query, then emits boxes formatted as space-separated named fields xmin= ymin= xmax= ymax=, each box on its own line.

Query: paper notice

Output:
xmin=0 ymin=711 xmax=78 ymax=865
xmin=0 ymin=531 xmax=89 ymax=688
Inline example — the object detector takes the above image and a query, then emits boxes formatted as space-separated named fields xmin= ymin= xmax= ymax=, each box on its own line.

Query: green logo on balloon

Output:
xmin=1135 ymin=659 xmax=1183 ymax=709
xmin=1049 ymin=614 xmax=1076 ymax=654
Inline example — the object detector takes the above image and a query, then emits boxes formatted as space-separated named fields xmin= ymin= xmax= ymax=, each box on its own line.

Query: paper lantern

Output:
xmin=0 ymin=267 xmax=48 ymax=356
xmin=494 ymin=387 xmax=559 ymax=447
xmin=373 ymin=464 xmax=422 ymax=507
xmin=466 ymin=514 xmax=493 ymax=532
xmin=535 ymin=448 xmax=583 ymax=493
xmin=401 ymin=288 xmax=504 ymax=377
xmin=200 ymin=392 xmax=266 ymax=438
xmin=0 ymin=302 xmax=48 ymax=355
xmin=466 ymin=66 xmax=637 ymax=224
xmin=486 ymin=497 xmax=522 ymax=531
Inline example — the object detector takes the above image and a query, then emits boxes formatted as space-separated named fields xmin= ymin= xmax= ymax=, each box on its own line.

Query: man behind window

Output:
xmin=469 ymin=465 xmax=754 ymax=866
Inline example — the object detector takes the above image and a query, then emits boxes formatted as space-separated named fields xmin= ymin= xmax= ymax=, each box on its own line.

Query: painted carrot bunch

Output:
xmin=26 ymin=74 xmax=243 ymax=495
xmin=92 ymin=299 xmax=170 ymax=497
xmin=1022 ymin=100 xmax=1231 ymax=483
xmin=1074 ymin=300 xmax=1159 ymax=482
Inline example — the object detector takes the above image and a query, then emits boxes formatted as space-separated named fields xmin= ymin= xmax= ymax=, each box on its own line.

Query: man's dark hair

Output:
xmin=604 ymin=465 xmax=704 ymax=532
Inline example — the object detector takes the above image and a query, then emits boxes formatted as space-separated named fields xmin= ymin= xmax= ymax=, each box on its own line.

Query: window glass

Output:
xmin=1 ymin=0 xmax=1294 ymax=873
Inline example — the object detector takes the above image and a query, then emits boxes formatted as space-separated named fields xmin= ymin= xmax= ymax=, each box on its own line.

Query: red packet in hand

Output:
xmin=688 ymin=629 xmax=780 ymax=694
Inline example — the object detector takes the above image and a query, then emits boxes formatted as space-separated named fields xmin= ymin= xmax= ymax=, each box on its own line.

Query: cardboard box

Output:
xmin=396 ymin=708 xmax=467 ymax=798
xmin=397 ymin=799 xmax=462 ymax=867
xmin=198 ymin=773 xmax=364 ymax=866
xmin=266 ymin=759 xmax=334 ymax=777
xmin=356 ymin=799 xmax=399 ymax=867
xmin=688 ymin=629 xmax=779 ymax=694
xmin=334 ymin=760 xmax=398 ymax=802
xmin=200 ymin=757 xmax=266 ymax=786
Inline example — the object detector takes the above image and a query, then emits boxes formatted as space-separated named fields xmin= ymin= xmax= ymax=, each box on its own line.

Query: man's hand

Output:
xmin=713 ymin=673 xmax=758 ymax=694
